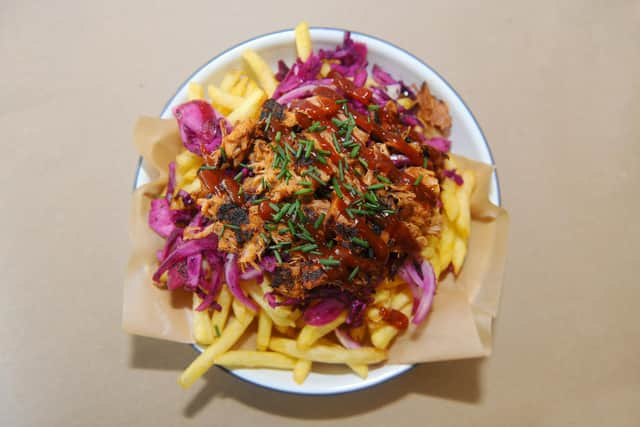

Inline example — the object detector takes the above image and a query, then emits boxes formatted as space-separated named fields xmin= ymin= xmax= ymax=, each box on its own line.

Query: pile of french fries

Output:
xmin=168 ymin=22 xmax=475 ymax=388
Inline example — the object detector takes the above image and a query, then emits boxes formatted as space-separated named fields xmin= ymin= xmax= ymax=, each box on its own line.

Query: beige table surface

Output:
xmin=2 ymin=1 xmax=639 ymax=426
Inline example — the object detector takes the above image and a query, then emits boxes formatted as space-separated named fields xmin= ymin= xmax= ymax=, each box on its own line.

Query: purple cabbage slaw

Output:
xmin=148 ymin=30 xmax=453 ymax=325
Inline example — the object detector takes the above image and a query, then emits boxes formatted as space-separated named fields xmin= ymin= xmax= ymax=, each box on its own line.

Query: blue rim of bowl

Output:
xmin=133 ymin=26 xmax=501 ymax=396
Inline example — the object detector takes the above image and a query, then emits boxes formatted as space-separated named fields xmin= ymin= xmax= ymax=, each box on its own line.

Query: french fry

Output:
xmin=242 ymin=49 xmax=277 ymax=97
xmin=347 ymin=363 xmax=368 ymax=379
xmin=297 ymin=311 xmax=347 ymax=351
xmin=451 ymin=236 xmax=467 ymax=275
xmin=180 ymin=178 xmax=201 ymax=194
xmin=178 ymin=312 xmax=255 ymax=388
xmin=207 ymin=84 xmax=244 ymax=110
xmin=350 ymin=324 xmax=366 ymax=343
xmin=441 ymin=179 xmax=460 ymax=222
xmin=232 ymin=297 xmax=256 ymax=324
xmin=210 ymin=286 xmax=232 ymax=339
xmin=227 ymin=88 xmax=266 ymax=124
xmin=370 ymin=303 xmax=412 ymax=350
xmin=438 ymin=218 xmax=456 ymax=271
xmin=294 ymin=21 xmax=312 ymax=61
xmin=373 ymin=289 xmax=391 ymax=304
xmin=269 ymin=338 xmax=387 ymax=365
xmin=220 ymin=70 xmax=241 ymax=92
xmin=244 ymin=79 xmax=259 ymax=97
xmin=454 ymin=169 xmax=475 ymax=238
xmin=175 ymin=150 xmax=203 ymax=176
xmin=192 ymin=295 xmax=214 ymax=345
xmin=293 ymin=359 xmax=312 ymax=384
xmin=230 ymin=75 xmax=248 ymax=96
xmin=214 ymin=351 xmax=295 ymax=370
xmin=246 ymin=282 xmax=296 ymax=327
xmin=455 ymin=188 xmax=471 ymax=239
xmin=257 ymin=310 xmax=273 ymax=351
xmin=316 ymin=338 xmax=369 ymax=379
xmin=274 ymin=324 xmax=297 ymax=338
xmin=188 ymin=82 xmax=205 ymax=101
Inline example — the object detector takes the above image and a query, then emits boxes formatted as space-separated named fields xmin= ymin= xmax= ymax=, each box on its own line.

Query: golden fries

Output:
xmin=215 ymin=351 xmax=295 ymax=370
xmin=207 ymin=84 xmax=244 ymax=110
xmin=242 ymin=49 xmax=277 ymax=97
xmin=179 ymin=310 xmax=255 ymax=388
xmin=192 ymin=295 xmax=214 ymax=345
xmin=188 ymin=82 xmax=204 ymax=101
xmin=294 ymin=21 xmax=312 ymax=61
xmin=269 ymin=338 xmax=387 ymax=365
xmin=257 ymin=310 xmax=273 ymax=351
xmin=347 ymin=363 xmax=368 ymax=379
xmin=227 ymin=88 xmax=266 ymax=124
xmin=210 ymin=286 xmax=232 ymax=339
xmin=293 ymin=359 xmax=312 ymax=384
xmin=297 ymin=311 xmax=347 ymax=350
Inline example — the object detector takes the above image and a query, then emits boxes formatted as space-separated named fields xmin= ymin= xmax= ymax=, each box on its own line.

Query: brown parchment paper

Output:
xmin=123 ymin=117 xmax=509 ymax=364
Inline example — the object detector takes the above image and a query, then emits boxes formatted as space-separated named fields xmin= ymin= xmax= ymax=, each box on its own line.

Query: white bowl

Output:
xmin=134 ymin=27 xmax=500 ymax=395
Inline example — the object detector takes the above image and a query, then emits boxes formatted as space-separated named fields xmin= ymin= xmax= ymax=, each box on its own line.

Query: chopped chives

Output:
xmin=307 ymin=121 xmax=326 ymax=132
xmin=223 ymin=223 xmax=240 ymax=231
xmin=350 ymin=145 xmax=360 ymax=158
xmin=327 ymin=240 xmax=336 ymax=249
xmin=264 ymin=223 xmax=277 ymax=231
xmin=414 ymin=175 xmax=424 ymax=186
xmin=345 ymin=208 xmax=355 ymax=219
xmin=287 ymin=220 xmax=296 ymax=236
xmin=233 ymin=171 xmax=244 ymax=182
xmin=251 ymin=197 xmax=266 ymax=205
xmin=367 ymin=104 xmax=380 ymax=111
xmin=275 ymin=130 xmax=282 ymax=142
xmin=295 ymin=188 xmax=314 ymax=195
xmin=214 ymin=325 xmax=221 ymax=337
xmin=331 ymin=117 xmax=345 ymax=127
xmin=315 ymin=154 xmax=328 ymax=165
xmin=338 ymin=159 xmax=344 ymax=181
xmin=423 ymin=157 xmax=428 ymax=169
xmin=317 ymin=149 xmax=332 ymax=156
xmin=199 ymin=165 xmax=217 ymax=171
xmin=335 ymin=99 xmax=348 ymax=104
xmin=264 ymin=112 xmax=272 ymax=131
xmin=278 ymin=227 xmax=289 ymax=235
xmin=299 ymin=180 xmax=312 ymax=187
xmin=332 ymin=177 xmax=343 ymax=199
xmin=304 ymin=140 xmax=314 ymax=158
xmin=269 ymin=202 xmax=280 ymax=212
xmin=377 ymin=174 xmax=392 ymax=184
xmin=313 ymin=213 xmax=326 ymax=229
xmin=319 ymin=258 xmax=340 ymax=266
xmin=359 ymin=158 xmax=368 ymax=169
xmin=295 ymin=143 xmax=303 ymax=159
xmin=291 ymin=199 xmax=301 ymax=220
xmin=259 ymin=232 xmax=270 ymax=244
xmin=364 ymin=192 xmax=378 ymax=204
xmin=306 ymin=172 xmax=325 ymax=186
xmin=348 ymin=266 xmax=360 ymax=281
xmin=332 ymin=133 xmax=341 ymax=151
xmin=273 ymin=250 xmax=282 ymax=264
xmin=351 ymin=237 xmax=370 ymax=248
xmin=309 ymin=250 xmax=322 ymax=255
xmin=273 ymin=203 xmax=290 ymax=221
xmin=290 ymin=243 xmax=318 ymax=253
xmin=367 ymin=183 xmax=386 ymax=190
xmin=285 ymin=142 xmax=296 ymax=156
xmin=286 ymin=202 xmax=297 ymax=216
